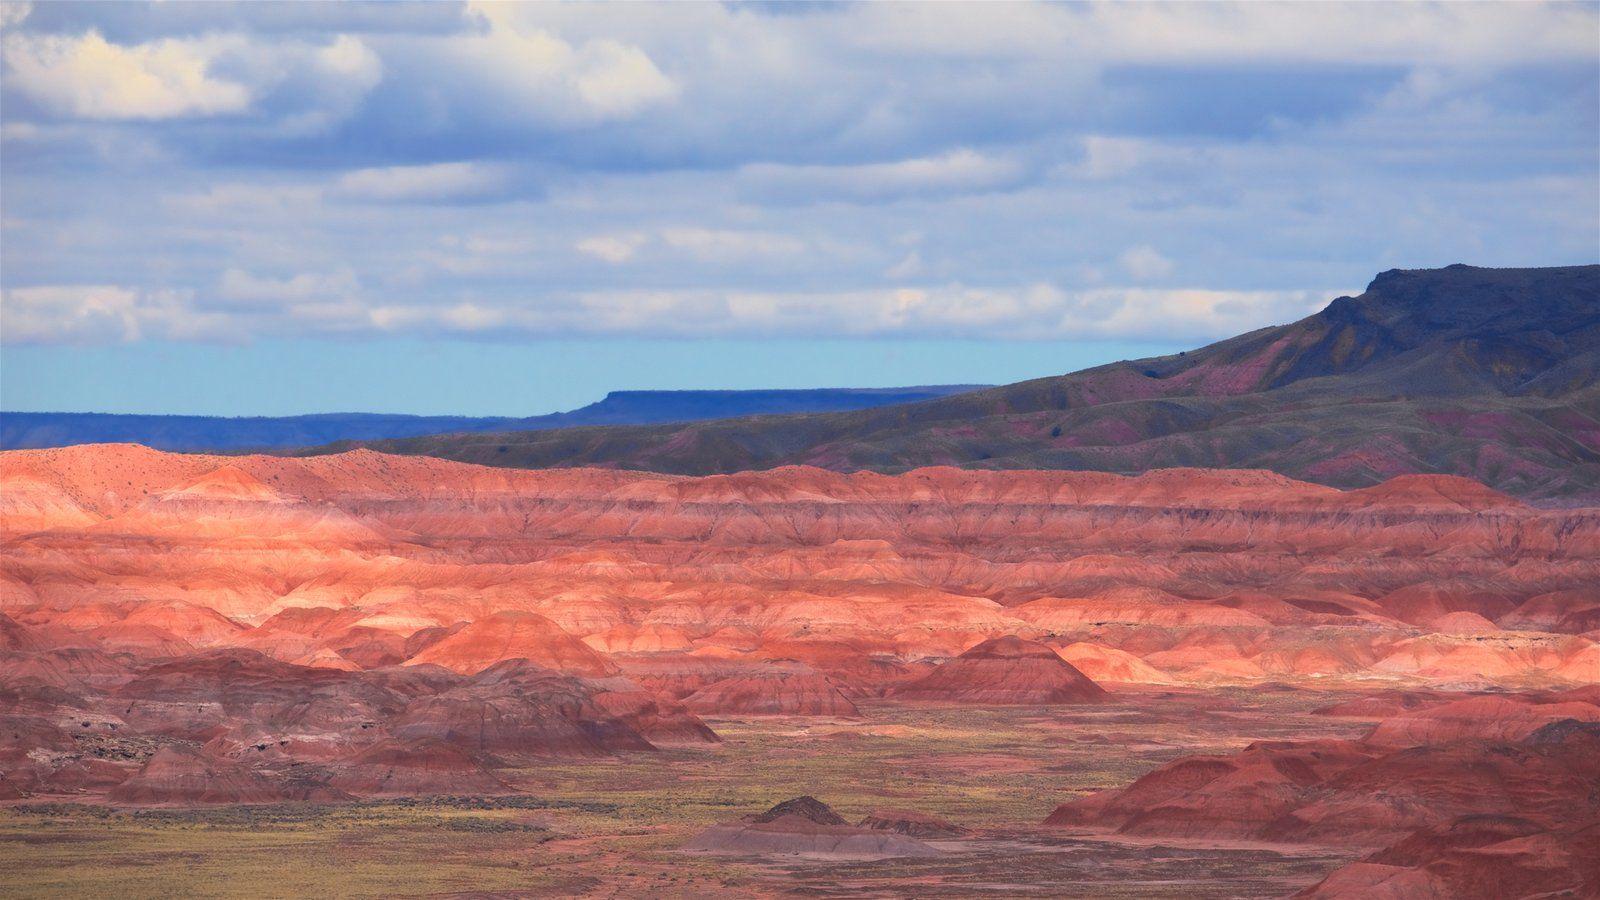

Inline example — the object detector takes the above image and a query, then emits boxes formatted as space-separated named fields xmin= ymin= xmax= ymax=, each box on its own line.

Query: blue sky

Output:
xmin=2 ymin=1 xmax=1596 ymax=416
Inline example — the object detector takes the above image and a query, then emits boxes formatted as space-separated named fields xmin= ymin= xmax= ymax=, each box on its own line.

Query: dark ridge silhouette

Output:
xmin=0 ymin=386 xmax=988 ymax=452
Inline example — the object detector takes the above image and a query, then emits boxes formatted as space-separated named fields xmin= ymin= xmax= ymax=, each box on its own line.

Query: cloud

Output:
xmin=1118 ymin=245 xmax=1175 ymax=280
xmin=575 ymin=227 xmax=809 ymax=265
xmin=576 ymin=233 xmax=648 ymax=264
xmin=657 ymin=227 xmax=807 ymax=262
xmin=215 ymin=268 xmax=359 ymax=309
xmin=1 ymin=26 xmax=382 ymax=131
xmin=414 ymin=2 xmax=676 ymax=129
xmin=844 ymin=2 xmax=1597 ymax=67
xmin=885 ymin=249 xmax=924 ymax=280
xmin=1 ymin=2 xmax=32 ymax=29
xmin=5 ymin=277 xmax=1335 ymax=346
xmin=332 ymin=162 xmax=510 ymax=203
xmin=0 ymin=285 xmax=215 ymax=343
xmin=0 ymin=2 xmax=1594 ymax=368
xmin=739 ymin=149 xmax=1031 ymax=204
xmin=1 ymin=31 xmax=250 ymax=119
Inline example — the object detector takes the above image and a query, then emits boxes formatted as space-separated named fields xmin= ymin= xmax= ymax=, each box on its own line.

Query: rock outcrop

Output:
xmin=685 ymin=797 xmax=942 ymax=859
xmin=893 ymin=636 xmax=1106 ymax=705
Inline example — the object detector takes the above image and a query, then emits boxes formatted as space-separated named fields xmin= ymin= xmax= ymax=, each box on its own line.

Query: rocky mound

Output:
xmin=685 ymin=797 xmax=942 ymax=859
xmin=1298 ymin=816 xmax=1600 ymax=899
xmin=893 ymin=636 xmax=1107 ymax=705
xmin=109 ymin=746 xmax=286 ymax=805
xmin=858 ymin=808 xmax=967 ymax=838
xmin=1046 ymin=703 xmax=1600 ymax=847
xmin=404 ymin=612 xmax=618 ymax=676
xmin=750 ymin=795 xmax=847 ymax=825
xmin=328 ymin=738 xmax=512 ymax=797
xmin=682 ymin=671 xmax=860 ymax=717
xmin=588 ymin=680 xmax=721 ymax=744
xmin=1363 ymin=693 xmax=1600 ymax=748
xmin=394 ymin=660 xmax=657 ymax=759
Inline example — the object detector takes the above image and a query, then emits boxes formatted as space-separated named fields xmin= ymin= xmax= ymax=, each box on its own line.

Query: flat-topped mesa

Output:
xmin=892 ymin=636 xmax=1107 ymax=705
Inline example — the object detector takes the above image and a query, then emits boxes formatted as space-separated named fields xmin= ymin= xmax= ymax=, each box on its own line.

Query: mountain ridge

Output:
xmin=324 ymin=265 xmax=1600 ymax=502
xmin=0 ymin=385 xmax=988 ymax=452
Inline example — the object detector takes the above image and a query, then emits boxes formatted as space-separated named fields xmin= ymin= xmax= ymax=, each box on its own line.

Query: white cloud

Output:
xmin=216 ymin=268 xmax=360 ymax=309
xmin=0 ymin=284 xmax=223 ymax=343
xmin=576 ymin=232 xmax=648 ymax=264
xmin=1 ymin=27 xmax=382 ymax=129
xmin=2 ymin=278 xmax=1335 ymax=346
xmin=1118 ymin=245 xmax=1175 ymax=281
xmin=739 ymin=149 xmax=1031 ymax=204
xmin=355 ymin=284 xmax=1335 ymax=342
xmin=846 ymin=2 xmax=1597 ymax=67
xmin=166 ymin=183 xmax=323 ymax=218
xmin=333 ymin=162 xmax=509 ymax=203
xmin=0 ymin=2 xmax=32 ymax=29
xmin=428 ymin=2 xmax=677 ymax=127
xmin=576 ymin=227 xmax=808 ymax=265
xmin=885 ymin=249 xmax=924 ymax=280
xmin=657 ymin=227 xmax=806 ymax=262
xmin=1 ymin=31 xmax=250 ymax=119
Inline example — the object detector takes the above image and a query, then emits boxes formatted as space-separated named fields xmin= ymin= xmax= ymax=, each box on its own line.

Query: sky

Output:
xmin=1 ymin=1 xmax=1596 ymax=416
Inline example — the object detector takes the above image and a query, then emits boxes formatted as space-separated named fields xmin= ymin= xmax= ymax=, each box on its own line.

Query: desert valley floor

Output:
xmin=2 ymin=444 xmax=1597 ymax=897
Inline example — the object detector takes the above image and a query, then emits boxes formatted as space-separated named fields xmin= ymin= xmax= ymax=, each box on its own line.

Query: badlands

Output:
xmin=2 ymin=443 xmax=1598 ymax=896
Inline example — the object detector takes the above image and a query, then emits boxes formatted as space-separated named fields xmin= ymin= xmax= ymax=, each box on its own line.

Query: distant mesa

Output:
xmin=0 ymin=386 xmax=989 ymax=452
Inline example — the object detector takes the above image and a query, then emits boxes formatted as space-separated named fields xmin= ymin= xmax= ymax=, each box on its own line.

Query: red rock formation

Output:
xmin=388 ymin=659 xmax=702 ymax=761
xmin=109 ymin=746 xmax=287 ymax=805
xmin=685 ymin=796 xmax=942 ymax=858
xmin=893 ymin=636 xmax=1106 ymax=705
xmin=857 ymin=809 xmax=967 ymax=837
xmin=403 ymin=611 xmax=617 ymax=676
xmin=8 ymin=445 xmax=1594 ymax=692
xmin=3 ymin=444 xmax=1598 ymax=812
xmin=1298 ymin=817 xmax=1600 ymax=899
xmin=682 ymin=669 xmax=861 ymax=718
xmin=328 ymin=738 xmax=512 ymax=797
xmin=1046 ymin=711 xmax=1600 ymax=850
xmin=1362 ymin=692 xmax=1600 ymax=748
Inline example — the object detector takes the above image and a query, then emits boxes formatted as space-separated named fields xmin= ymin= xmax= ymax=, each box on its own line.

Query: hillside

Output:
xmin=0 ymin=386 xmax=985 ymax=452
xmin=338 ymin=265 xmax=1600 ymax=502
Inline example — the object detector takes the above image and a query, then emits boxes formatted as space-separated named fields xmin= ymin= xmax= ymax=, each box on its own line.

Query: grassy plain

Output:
xmin=0 ymin=687 xmax=1371 ymax=898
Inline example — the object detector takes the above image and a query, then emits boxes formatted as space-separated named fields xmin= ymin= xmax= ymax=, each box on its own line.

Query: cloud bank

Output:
xmin=2 ymin=1 xmax=1595 ymax=348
